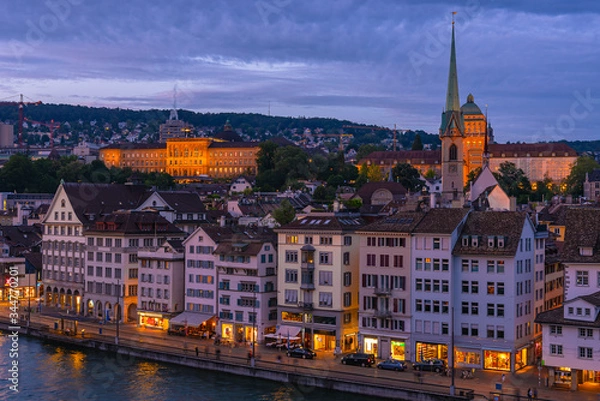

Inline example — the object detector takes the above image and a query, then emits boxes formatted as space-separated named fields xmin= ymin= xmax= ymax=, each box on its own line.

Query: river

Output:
xmin=0 ymin=334 xmax=375 ymax=401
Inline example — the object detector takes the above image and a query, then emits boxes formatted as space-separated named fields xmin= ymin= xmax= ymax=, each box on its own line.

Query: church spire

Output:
xmin=445 ymin=13 xmax=460 ymax=112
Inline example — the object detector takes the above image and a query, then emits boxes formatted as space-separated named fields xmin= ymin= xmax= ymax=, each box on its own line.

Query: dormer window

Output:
xmin=488 ymin=236 xmax=495 ymax=247
xmin=579 ymin=247 xmax=593 ymax=256
xmin=497 ymin=236 xmax=505 ymax=248
xmin=462 ymin=236 xmax=469 ymax=247
xmin=471 ymin=236 xmax=478 ymax=247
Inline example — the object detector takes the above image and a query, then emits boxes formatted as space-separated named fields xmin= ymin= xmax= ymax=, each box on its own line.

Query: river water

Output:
xmin=0 ymin=334 xmax=372 ymax=401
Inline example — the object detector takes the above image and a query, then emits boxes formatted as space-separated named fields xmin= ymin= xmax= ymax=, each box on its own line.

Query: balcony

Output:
xmin=301 ymin=262 xmax=315 ymax=270
xmin=373 ymin=287 xmax=392 ymax=296
xmin=300 ymin=282 xmax=315 ymax=290
xmin=374 ymin=310 xmax=393 ymax=319
xmin=299 ymin=302 xmax=313 ymax=311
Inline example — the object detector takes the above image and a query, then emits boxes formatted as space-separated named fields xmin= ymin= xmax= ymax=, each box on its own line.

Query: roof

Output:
xmin=460 ymin=93 xmax=483 ymax=115
xmin=152 ymin=191 xmax=206 ymax=213
xmin=413 ymin=208 xmax=469 ymax=234
xmin=561 ymin=208 xmax=600 ymax=263
xmin=453 ymin=211 xmax=527 ymax=256
xmin=84 ymin=210 xmax=183 ymax=235
xmin=0 ymin=225 xmax=43 ymax=249
xmin=208 ymin=141 xmax=259 ymax=149
xmin=356 ymin=182 xmax=407 ymax=205
xmin=213 ymin=121 xmax=243 ymax=142
xmin=61 ymin=182 xmax=148 ymax=226
xmin=535 ymin=291 xmax=600 ymax=327
xmin=359 ymin=150 xmax=441 ymax=166
xmin=357 ymin=211 xmax=425 ymax=233
xmin=101 ymin=143 xmax=166 ymax=150
xmin=278 ymin=214 xmax=366 ymax=232
xmin=488 ymin=143 xmax=577 ymax=158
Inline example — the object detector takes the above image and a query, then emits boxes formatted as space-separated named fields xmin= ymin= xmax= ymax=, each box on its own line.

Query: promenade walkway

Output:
xmin=7 ymin=306 xmax=600 ymax=401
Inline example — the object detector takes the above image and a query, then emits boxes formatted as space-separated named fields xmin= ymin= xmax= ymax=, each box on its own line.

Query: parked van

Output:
xmin=340 ymin=353 xmax=376 ymax=367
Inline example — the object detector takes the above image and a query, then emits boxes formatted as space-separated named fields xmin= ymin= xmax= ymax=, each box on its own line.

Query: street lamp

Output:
xmin=115 ymin=279 xmax=120 ymax=345
xmin=251 ymin=286 xmax=257 ymax=367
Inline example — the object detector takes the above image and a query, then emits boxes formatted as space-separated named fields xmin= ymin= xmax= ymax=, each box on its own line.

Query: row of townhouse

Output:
xmin=275 ymin=208 xmax=547 ymax=372
xmin=536 ymin=208 xmax=600 ymax=390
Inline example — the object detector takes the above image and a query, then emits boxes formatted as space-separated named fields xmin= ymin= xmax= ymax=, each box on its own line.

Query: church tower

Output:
xmin=440 ymin=17 xmax=465 ymax=201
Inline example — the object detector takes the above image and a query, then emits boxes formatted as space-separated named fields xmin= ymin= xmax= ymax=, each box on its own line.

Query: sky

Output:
xmin=1 ymin=0 xmax=600 ymax=143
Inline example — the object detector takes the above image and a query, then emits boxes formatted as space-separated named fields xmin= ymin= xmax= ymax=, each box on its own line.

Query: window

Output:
xmin=319 ymin=236 xmax=332 ymax=245
xmin=461 ymin=302 xmax=469 ymax=314
xmin=487 ymin=303 xmax=494 ymax=316
xmin=115 ymin=253 xmax=121 ymax=263
xmin=394 ymin=255 xmax=403 ymax=268
xmin=366 ymin=254 xmax=376 ymax=266
xmin=449 ymin=144 xmax=457 ymax=160
xmin=550 ymin=325 xmax=562 ymax=335
xmin=497 ymin=282 xmax=505 ymax=295
xmin=115 ymin=268 xmax=122 ymax=279
xmin=433 ymin=238 xmax=440 ymax=250
xmin=487 ymin=260 xmax=495 ymax=273
xmin=578 ymin=328 xmax=593 ymax=338
xmin=319 ymin=292 xmax=332 ymax=307
xmin=576 ymin=271 xmax=589 ymax=286
xmin=415 ymin=299 xmax=423 ymax=312
xmin=416 ymin=279 xmax=423 ymax=291
xmin=96 ymin=266 xmax=102 ymax=277
xmin=471 ymin=281 xmax=479 ymax=294
xmin=497 ymin=304 xmax=504 ymax=317
xmin=319 ymin=252 xmax=332 ymax=265
xmin=343 ymin=292 xmax=351 ymax=307
xmin=343 ymin=272 xmax=352 ymax=286
xmin=285 ymin=269 xmax=298 ymax=283
xmin=286 ymin=235 xmax=298 ymax=244
xmin=550 ymin=344 xmax=563 ymax=355
xmin=319 ymin=271 xmax=333 ymax=286
xmin=343 ymin=252 xmax=350 ymax=265
xmin=487 ymin=282 xmax=495 ymax=295
xmin=87 ymin=266 xmax=94 ymax=276
xmin=578 ymin=347 xmax=593 ymax=359
xmin=471 ymin=302 xmax=479 ymax=315
xmin=343 ymin=236 xmax=352 ymax=246
xmin=105 ymin=267 xmax=112 ymax=278
xmin=496 ymin=260 xmax=504 ymax=273
xmin=380 ymin=254 xmax=390 ymax=267
xmin=415 ymin=258 xmax=423 ymax=270
xmin=471 ymin=260 xmax=479 ymax=272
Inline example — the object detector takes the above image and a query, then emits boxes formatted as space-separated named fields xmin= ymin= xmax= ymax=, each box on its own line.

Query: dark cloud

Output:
xmin=0 ymin=0 xmax=598 ymax=141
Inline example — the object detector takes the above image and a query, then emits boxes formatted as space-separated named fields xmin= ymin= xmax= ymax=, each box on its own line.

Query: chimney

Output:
xmin=219 ymin=215 xmax=226 ymax=227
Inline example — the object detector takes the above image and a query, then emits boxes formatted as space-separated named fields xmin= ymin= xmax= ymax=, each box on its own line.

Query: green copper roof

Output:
xmin=445 ymin=24 xmax=460 ymax=112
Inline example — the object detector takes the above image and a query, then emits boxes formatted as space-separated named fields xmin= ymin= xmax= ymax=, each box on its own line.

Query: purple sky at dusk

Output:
xmin=1 ymin=0 xmax=599 ymax=143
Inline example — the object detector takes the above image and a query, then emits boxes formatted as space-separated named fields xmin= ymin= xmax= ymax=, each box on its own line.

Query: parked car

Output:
xmin=412 ymin=358 xmax=446 ymax=373
xmin=287 ymin=347 xmax=316 ymax=359
xmin=376 ymin=359 xmax=407 ymax=371
xmin=340 ymin=353 xmax=376 ymax=367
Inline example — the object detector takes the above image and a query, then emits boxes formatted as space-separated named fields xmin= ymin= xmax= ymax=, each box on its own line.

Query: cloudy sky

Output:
xmin=1 ymin=0 xmax=599 ymax=143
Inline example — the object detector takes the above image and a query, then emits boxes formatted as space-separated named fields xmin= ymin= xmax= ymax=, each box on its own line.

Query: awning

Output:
xmin=264 ymin=324 xmax=301 ymax=339
xmin=169 ymin=311 xmax=214 ymax=327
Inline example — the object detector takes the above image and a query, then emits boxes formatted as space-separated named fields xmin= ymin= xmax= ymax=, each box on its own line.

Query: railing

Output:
xmin=373 ymin=287 xmax=392 ymax=296
xmin=299 ymin=302 xmax=313 ymax=311
xmin=300 ymin=282 xmax=315 ymax=290
xmin=373 ymin=310 xmax=392 ymax=318
xmin=301 ymin=262 xmax=315 ymax=270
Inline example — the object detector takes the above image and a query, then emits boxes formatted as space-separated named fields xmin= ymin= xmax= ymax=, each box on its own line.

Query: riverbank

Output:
xmin=2 ymin=317 xmax=474 ymax=401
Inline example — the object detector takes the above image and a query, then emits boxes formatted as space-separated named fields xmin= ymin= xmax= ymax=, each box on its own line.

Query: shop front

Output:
xmin=515 ymin=346 xmax=528 ymax=370
xmin=364 ymin=336 xmax=378 ymax=355
xmin=483 ymin=349 xmax=511 ymax=371
xmin=312 ymin=329 xmax=335 ymax=351
xmin=455 ymin=347 xmax=481 ymax=368
xmin=416 ymin=341 xmax=448 ymax=362
xmin=169 ymin=311 xmax=215 ymax=337
xmin=139 ymin=312 xmax=168 ymax=330
xmin=390 ymin=339 xmax=407 ymax=361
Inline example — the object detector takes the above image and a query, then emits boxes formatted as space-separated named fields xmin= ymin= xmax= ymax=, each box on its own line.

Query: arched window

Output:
xmin=449 ymin=144 xmax=457 ymax=161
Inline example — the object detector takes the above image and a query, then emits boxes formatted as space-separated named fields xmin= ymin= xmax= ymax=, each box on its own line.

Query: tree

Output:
xmin=493 ymin=162 xmax=531 ymax=203
xmin=356 ymin=144 xmax=385 ymax=162
xmin=563 ymin=155 xmax=600 ymax=196
xmin=0 ymin=154 xmax=36 ymax=192
xmin=256 ymin=141 xmax=278 ymax=173
xmin=411 ymin=134 xmax=423 ymax=150
xmin=272 ymin=199 xmax=296 ymax=226
xmin=366 ymin=165 xmax=383 ymax=183
xmin=464 ymin=167 xmax=482 ymax=192
xmin=391 ymin=163 xmax=424 ymax=192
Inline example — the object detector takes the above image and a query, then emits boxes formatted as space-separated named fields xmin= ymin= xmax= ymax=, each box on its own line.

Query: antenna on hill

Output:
xmin=170 ymin=84 xmax=179 ymax=121
xmin=268 ymin=101 xmax=271 ymax=117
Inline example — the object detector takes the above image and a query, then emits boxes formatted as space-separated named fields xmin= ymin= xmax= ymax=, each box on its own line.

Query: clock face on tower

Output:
xmin=449 ymin=165 xmax=457 ymax=173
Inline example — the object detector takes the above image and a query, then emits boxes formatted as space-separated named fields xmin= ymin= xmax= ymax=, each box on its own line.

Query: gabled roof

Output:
xmin=487 ymin=143 xmax=576 ymax=158
xmin=535 ymin=291 xmax=600 ymax=327
xmin=151 ymin=191 xmax=206 ymax=213
xmin=413 ymin=208 xmax=469 ymax=234
xmin=61 ymin=182 xmax=148 ymax=226
xmin=357 ymin=211 xmax=425 ymax=233
xmin=561 ymin=208 xmax=600 ymax=263
xmin=453 ymin=211 xmax=527 ymax=256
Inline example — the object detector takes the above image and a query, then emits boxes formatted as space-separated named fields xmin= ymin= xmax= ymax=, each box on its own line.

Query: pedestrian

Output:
xmin=527 ymin=387 xmax=532 ymax=401
xmin=195 ymin=346 xmax=199 ymax=357
xmin=501 ymin=373 xmax=505 ymax=383
xmin=533 ymin=388 xmax=537 ymax=399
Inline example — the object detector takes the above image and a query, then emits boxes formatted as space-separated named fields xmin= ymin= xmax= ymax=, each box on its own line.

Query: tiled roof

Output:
xmin=357 ymin=211 xmax=425 ymax=233
xmin=63 ymin=182 xmax=148 ymax=226
xmin=278 ymin=214 xmax=366 ymax=232
xmin=154 ymin=191 xmax=206 ymax=213
xmin=561 ymin=208 xmax=600 ymax=263
xmin=413 ymin=208 xmax=469 ymax=234
xmin=453 ymin=211 xmax=527 ymax=256
xmin=488 ymin=143 xmax=577 ymax=158
xmin=101 ymin=143 xmax=166 ymax=150
xmin=356 ymin=182 xmax=407 ymax=204
xmin=535 ymin=291 xmax=600 ymax=327
xmin=84 ymin=210 xmax=182 ymax=235
xmin=208 ymin=141 xmax=259 ymax=149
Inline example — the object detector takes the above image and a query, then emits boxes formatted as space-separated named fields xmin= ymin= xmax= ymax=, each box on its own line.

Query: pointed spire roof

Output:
xmin=445 ymin=21 xmax=460 ymax=112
